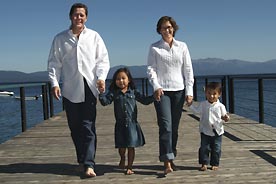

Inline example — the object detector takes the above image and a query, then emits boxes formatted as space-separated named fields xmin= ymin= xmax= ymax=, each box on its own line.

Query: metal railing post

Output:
xmin=228 ymin=77 xmax=235 ymax=113
xmin=205 ymin=78 xmax=208 ymax=87
xmin=141 ymin=78 xmax=145 ymax=96
xmin=221 ymin=76 xmax=227 ymax=108
xmin=193 ymin=78 xmax=197 ymax=101
xmin=48 ymin=82 xmax=54 ymax=117
xmin=258 ymin=79 xmax=264 ymax=123
xmin=20 ymin=87 xmax=27 ymax=132
xmin=145 ymin=78 xmax=149 ymax=97
xmin=42 ymin=85 xmax=49 ymax=120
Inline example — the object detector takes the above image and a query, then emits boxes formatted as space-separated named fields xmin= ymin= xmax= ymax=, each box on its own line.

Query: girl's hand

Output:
xmin=97 ymin=80 xmax=105 ymax=93
xmin=154 ymin=88 xmax=164 ymax=101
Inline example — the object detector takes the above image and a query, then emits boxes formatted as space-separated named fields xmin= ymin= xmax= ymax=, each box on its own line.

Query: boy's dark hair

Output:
xmin=205 ymin=82 xmax=222 ymax=94
xmin=69 ymin=3 xmax=88 ymax=17
xmin=109 ymin=67 xmax=136 ymax=91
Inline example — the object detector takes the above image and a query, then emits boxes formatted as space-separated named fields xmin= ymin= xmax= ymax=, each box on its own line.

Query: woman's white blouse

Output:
xmin=147 ymin=38 xmax=194 ymax=96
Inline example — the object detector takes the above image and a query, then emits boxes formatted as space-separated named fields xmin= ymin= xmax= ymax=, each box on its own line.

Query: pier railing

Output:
xmin=192 ymin=74 xmax=276 ymax=125
xmin=106 ymin=74 xmax=276 ymax=125
xmin=0 ymin=82 xmax=57 ymax=132
xmin=1 ymin=73 xmax=275 ymax=136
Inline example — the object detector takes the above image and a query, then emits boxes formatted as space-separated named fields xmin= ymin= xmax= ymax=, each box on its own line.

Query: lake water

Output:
xmin=0 ymin=79 xmax=275 ymax=144
xmin=0 ymin=85 xmax=63 ymax=144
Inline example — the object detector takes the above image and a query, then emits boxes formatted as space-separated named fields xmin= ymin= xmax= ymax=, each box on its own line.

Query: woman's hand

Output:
xmin=51 ymin=86 xmax=61 ymax=100
xmin=185 ymin=95 xmax=193 ymax=106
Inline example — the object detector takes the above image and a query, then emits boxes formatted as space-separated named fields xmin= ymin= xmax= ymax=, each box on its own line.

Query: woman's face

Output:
xmin=70 ymin=8 xmax=87 ymax=30
xmin=160 ymin=21 xmax=174 ymax=41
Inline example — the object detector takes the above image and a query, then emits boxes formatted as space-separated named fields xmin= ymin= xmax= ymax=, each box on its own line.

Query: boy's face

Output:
xmin=205 ymin=88 xmax=221 ymax=104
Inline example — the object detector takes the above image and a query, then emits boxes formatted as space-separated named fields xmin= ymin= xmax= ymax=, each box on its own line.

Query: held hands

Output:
xmin=97 ymin=79 xmax=105 ymax=94
xmin=51 ymin=86 xmax=61 ymax=100
xmin=154 ymin=90 xmax=194 ymax=105
xmin=185 ymin=95 xmax=193 ymax=106
xmin=154 ymin=88 xmax=164 ymax=101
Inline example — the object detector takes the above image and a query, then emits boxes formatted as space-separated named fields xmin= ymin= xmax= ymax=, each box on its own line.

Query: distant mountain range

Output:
xmin=1 ymin=58 xmax=276 ymax=83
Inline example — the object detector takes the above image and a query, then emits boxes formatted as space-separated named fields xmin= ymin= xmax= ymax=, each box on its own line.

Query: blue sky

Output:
xmin=1 ymin=0 xmax=275 ymax=73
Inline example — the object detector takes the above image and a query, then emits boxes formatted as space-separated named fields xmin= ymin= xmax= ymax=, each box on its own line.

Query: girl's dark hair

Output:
xmin=69 ymin=3 xmax=88 ymax=17
xmin=156 ymin=16 xmax=179 ymax=37
xmin=109 ymin=67 xmax=136 ymax=91
xmin=205 ymin=82 xmax=222 ymax=94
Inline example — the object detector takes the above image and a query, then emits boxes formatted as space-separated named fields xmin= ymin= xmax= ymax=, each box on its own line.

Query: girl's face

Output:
xmin=205 ymin=88 xmax=221 ymax=104
xmin=160 ymin=21 xmax=174 ymax=42
xmin=115 ymin=72 xmax=130 ymax=91
xmin=70 ymin=8 xmax=87 ymax=30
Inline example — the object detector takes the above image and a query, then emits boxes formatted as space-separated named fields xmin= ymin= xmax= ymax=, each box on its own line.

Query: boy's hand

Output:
xmin=222 ymin=114 xmax=230 ymax=122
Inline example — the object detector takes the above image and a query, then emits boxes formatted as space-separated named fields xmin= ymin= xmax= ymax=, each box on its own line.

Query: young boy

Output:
xmin=189 ymin=82 xmax=230 ymax=171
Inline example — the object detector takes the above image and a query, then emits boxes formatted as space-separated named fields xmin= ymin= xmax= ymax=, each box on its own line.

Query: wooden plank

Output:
xmin=0 ymin=103 xmax=275 ymax=183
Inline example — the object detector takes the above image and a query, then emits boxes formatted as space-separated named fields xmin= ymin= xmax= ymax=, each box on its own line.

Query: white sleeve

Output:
xmin=47 ymin=37 xmax=62 ymax=88
xmin=147 ymin=46 xmax=162 ymax=91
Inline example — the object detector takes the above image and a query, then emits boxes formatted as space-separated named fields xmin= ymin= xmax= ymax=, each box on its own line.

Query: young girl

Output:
xmin=99 ymin=67 xmax=155 ymax=175
xmin=189 ymin=82 xmax=230 ymax=171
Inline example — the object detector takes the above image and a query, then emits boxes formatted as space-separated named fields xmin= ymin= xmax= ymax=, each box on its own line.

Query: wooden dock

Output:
xmin=0 ymin=103 xmax=275 ymax=183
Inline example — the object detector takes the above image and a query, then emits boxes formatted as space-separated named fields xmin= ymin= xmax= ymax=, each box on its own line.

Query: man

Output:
xmin=48 ymin=3 xmax=110 ymax=177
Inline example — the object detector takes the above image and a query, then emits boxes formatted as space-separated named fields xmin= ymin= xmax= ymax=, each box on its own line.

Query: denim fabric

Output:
xmin=199 ymin=132 xmax=222 ymax=166
xmin=63 ymin=79 xmax=97 ymax=169
xmin=99 ymin=88 xmax=154 ymax=148
xmin=154 ymin=90 xmax=185 ymax=162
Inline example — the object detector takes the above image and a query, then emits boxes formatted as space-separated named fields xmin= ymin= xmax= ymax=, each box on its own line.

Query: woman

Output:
xmin=147 ymin=16 xmax=194 ymax=174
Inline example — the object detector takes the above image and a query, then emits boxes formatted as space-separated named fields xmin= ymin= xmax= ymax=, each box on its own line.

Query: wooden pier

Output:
xmin=0 ymin=103 xmax=275 ymax=183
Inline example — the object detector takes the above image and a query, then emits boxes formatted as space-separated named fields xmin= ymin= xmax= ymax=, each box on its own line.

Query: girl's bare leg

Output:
xmin=118 ymin=148 xmax=126 ymax=169
xmin=126 ymin=147 xmax=135 ymax=175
